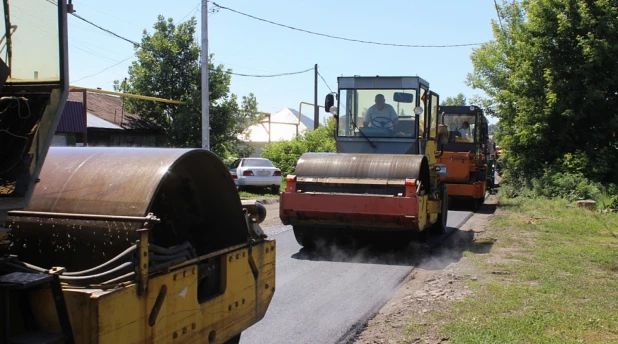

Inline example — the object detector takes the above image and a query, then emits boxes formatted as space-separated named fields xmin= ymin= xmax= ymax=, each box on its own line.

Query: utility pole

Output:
xmin=201 ymin=0 xmax=210 ymax=150
xmin=314 ymin=64 xmax=319 ymax=130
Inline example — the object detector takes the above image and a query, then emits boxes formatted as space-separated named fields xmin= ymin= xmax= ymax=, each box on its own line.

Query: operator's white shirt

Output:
xmin=363 ymin=104 xmax=398 ymax=125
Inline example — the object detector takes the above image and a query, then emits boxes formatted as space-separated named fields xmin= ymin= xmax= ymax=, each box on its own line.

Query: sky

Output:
xmin=64 ymin=0 xmax=500 ymax=124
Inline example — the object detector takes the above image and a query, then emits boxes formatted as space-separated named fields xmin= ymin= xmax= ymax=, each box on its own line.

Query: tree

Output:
xmin=466 ymin=0 xmax=618 ymax=184
xmin=114 ymin=15 xmax=260 ymax=159
xmin=261 ymin=117 xmax=337 ymax=177
xmin=488 ymin=123 xmax=499 ymax=136
xmin=440 ymin=93 xmax=467 ymax=106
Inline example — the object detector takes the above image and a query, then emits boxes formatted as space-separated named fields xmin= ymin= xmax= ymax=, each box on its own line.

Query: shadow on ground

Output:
xmin=290 ymin=226 xmax=483 ymax=269
xmin=291 ymin=201 xmax=497 ymax=269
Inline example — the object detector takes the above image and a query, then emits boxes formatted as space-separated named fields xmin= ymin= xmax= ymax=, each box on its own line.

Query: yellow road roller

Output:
xmin=279 ymin=76 xmax=449 ymax=248
xmin=0 ymin=2 xmax=275 ymax=343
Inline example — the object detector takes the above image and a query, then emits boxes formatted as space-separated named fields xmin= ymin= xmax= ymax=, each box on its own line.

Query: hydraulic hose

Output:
xmin=149 ymin=250 xmax=193 ymax=262
xmin=148 ymin=242 xmax=194 ymax=256
xmin=62 ymin=245 xmax=137 ymax=276
xmin=3 ymin=245 xmax=137 ymax=277
xmin=58 ymin=261 xmax=135 ymax=285
xmin=101 ymin=271 xmax=136 ymax=285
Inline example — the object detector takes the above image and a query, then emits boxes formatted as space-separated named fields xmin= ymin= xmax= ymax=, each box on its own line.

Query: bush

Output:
xmin=500 ymin=166 xmax=616 ymax=204
xmin=532 ymin=170 xmax=603 ymax=201
xmin=261 ymin=117 xmax=336 ymax=176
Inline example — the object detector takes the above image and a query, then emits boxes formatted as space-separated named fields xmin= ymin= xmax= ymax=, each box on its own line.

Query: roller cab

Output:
xmin=280 ymin=76 xmax=449 ymax=248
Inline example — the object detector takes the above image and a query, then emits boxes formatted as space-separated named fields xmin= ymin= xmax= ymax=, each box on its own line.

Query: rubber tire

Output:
xmin=271 ymin=186 xmax=280 ymax=194
xmin=472 ymin=197 xmax=484 ymax=212
xmin=293 ymin=226 xmax=316 ymax=249
xmin=430 ymin=184 xmax=448 ymax=235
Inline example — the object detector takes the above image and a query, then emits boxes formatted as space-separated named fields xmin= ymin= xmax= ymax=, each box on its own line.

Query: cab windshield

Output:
xmin=1 ymin=0 xmax=61 ymax=83
xmin=337 ymin=89 xmax=418 ymax=138
xmin=443 ymin=113 xmax=476 ymax=143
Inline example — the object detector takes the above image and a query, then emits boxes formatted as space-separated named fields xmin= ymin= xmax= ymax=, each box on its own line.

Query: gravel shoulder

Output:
xmin=352 ymin=195 xmax=500 ymax=344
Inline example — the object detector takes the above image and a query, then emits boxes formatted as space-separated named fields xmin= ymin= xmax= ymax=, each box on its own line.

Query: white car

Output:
xmin=229 ymin=158 xmax=282 ymax=194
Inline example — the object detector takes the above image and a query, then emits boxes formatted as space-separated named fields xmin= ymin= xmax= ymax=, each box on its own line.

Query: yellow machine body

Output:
xmin=1 ymin=147 xmax=276 ymax=344
xmin=28 ymin=244 xmax=274 ymax=344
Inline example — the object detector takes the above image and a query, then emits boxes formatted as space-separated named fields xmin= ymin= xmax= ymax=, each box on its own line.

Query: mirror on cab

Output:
xmin=325 ymin=93 xmax=335 ymax=113
xmin=393 ymin=92 xmax=414 ymax=103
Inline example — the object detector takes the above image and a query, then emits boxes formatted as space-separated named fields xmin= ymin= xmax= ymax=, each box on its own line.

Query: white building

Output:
xmin=239 ymin=108 xmax=314 ymax=157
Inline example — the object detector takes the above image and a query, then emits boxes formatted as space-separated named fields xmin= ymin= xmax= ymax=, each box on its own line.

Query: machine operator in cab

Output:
xmin=363 ymin=93 xmax=399 ymax=129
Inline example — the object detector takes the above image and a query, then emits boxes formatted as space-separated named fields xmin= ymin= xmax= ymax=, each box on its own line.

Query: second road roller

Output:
xmin=279 ymin=75 xmax=450 ymax=248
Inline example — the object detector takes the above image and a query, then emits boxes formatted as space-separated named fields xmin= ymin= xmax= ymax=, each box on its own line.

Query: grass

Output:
xmin=405 ymin=197 xmax=618 ymax=343
xmin=238 ymin=181 xmax=286 ymax=199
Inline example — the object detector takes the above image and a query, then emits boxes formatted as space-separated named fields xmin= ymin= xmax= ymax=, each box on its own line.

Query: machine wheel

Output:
xmin=293 ymin=226 xmax=316 ymax=249
xmin=430 ymin=184 xmax=448 ymax=235
xmin=472 ymin=197 xmax=484 ymax=211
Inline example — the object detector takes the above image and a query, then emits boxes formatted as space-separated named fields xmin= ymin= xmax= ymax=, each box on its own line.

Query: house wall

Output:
xmin=87 ymin=130 xmax=168 ymax=147
xmin=238 ymin=142 xmax=267 ymax=158
xmin=51 ymin=133 xmax=84 ymax=147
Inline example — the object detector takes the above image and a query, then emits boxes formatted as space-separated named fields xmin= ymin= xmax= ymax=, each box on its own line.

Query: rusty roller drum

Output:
xmin=4 ymin=147 xmax=248 ymax=272
xmin=294 ymin=152 xmax=430 ymax=195
xmin=283 ymin=152 xmax=432 ymax=248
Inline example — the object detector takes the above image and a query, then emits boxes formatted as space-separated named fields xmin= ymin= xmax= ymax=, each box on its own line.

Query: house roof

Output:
xmin=87 ymin=113 xmax=123 ymax=129
xmin=56 ymin=101 xmax=87 ymax=133
xmin=240 ymin=108 xmax=313 ymax=143
xmin=67 ymin=91 xmax=159 ymax=131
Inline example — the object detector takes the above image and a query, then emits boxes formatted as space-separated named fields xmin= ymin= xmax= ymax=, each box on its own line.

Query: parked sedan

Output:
xmin=229 ymin=158 xmax=282 ymax=194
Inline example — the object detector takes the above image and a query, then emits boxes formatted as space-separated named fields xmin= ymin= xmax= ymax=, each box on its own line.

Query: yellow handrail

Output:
xmin=69 ymin=86 xmax=185 ymax=105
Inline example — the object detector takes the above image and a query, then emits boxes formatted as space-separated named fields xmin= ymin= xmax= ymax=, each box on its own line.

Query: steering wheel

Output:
xmin=370 ymin=116 xmax=395 ymax=129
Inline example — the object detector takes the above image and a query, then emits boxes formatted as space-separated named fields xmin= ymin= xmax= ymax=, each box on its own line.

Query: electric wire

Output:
xmin=45 ymin=0 xmax=139 ymax=46
xmin=72 ymin=54 xmax=136 ymax=83
xmin=212 ymin=2 xmax=484 ymax=48
xmin=218 ymin=67 xmax=313 ymax=78
xmin=317 ymin=71 xmax=333 ymax=93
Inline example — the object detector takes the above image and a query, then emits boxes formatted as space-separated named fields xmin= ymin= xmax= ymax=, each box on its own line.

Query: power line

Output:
xmin=72 ymin=54 xmax=135 ymax=83
xmin=317 ymin=71 xmax=333 ymax=93
xmin=212 ymin=2 xmax=484 ymax=48
xmin=179 ymin=2 xmax=201 ymax=23
xmin=217 ymin=67 xmax=313 ymax=78
xmin=46 ymin=0 xmax=139 ymax=46
xmin=71 ymin=13 xmax=139 ymax=46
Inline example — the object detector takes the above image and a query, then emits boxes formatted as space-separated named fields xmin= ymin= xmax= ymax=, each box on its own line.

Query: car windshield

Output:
xmin=337 ymin=88 xmax=418 ymax=138
xmin=243 ymin=159 xmax=274 ymax=167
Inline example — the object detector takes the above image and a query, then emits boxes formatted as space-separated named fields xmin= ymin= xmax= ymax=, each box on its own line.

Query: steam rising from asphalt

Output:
xmin=293 ymin=227 xmax=476 ymax=271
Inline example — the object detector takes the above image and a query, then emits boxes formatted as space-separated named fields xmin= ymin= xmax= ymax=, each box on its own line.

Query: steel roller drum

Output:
xmin=294 ymin=153 xmax=430 ymax=194
xmin=4 ymin=147 xmax=248 ymax=271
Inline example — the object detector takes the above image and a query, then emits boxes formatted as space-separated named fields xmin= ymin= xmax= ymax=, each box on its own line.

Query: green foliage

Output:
xmin=500 ymin=163 xmax=618 ymax=203
xmin=440 ymin=93 xmax=467 ymax=106
xmin=532 ymin=170 xmax=604 ymax=201
xmin=261 ymin=117 xmax=337 ymax=177
xmin=114 ymin=15 xmax=260 ymax=159
xmin=467 ymin=0 xmax=618 ymax=185
xmin=488 ymin=123 xmax=499 ymax=135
